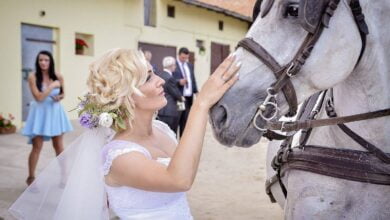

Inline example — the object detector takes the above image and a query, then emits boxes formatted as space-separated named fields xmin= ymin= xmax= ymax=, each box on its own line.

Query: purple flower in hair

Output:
xmin=78 ymin=100 xmax=87 ymax=110
xmin=79 ymin=112 xmax=99 ymax=128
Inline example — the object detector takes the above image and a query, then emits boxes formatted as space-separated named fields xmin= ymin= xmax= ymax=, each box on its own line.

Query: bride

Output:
xmin=9 ymin=48 xmax=240 ymax=219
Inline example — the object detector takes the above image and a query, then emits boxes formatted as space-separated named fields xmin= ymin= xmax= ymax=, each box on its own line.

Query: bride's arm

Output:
xmin=108 ymin=55 xmax=240 ymax=192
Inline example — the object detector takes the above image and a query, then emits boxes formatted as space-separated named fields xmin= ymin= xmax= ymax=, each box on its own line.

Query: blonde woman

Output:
xmin=10 ymin=49 xmax=240 ymax=219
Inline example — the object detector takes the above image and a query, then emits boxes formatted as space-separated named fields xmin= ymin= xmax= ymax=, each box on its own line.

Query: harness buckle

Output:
xmin=286 ymin=62 xmax=296 ymax=77
xmin=281 ymin=147 xmax=291 ymax=162
xmin=281 ymin=121 xmax=290 ymax=132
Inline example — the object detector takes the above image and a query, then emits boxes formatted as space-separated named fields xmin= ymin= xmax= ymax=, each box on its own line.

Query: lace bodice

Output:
xmin=101 ymin=120 xmax=193 ymax=219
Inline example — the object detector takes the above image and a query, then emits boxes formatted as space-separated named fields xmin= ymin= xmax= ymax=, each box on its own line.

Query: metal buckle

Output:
xmin=280 ymin=121 xmax=293 ymax=132
xmin=286 ymin=62 xmax=295 ymax=77
xmin=281 ymin=147 xmax=291 ymax=162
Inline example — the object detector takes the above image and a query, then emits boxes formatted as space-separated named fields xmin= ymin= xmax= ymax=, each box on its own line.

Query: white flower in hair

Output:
xmin=99 ymin=112 xmax=113 ymax=128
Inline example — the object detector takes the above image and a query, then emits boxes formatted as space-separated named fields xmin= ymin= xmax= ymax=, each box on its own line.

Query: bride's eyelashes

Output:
xmin=146 ymin=74 xmax=152 ymax=82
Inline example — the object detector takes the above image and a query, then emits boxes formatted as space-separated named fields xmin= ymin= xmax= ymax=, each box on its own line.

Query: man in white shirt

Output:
xmin=173 ymin=47 xmax=198 ymax=137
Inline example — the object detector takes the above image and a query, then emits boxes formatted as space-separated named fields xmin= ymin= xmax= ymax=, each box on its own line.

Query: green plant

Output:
xmin=199 ymin=46 xmax=206 ymax=55
xmin=0 ymin=113 xmax=15 ymax=128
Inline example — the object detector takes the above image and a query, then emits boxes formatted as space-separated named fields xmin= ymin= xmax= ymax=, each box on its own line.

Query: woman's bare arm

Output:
xmin=28 ymin=73 xmax=61 ymax=102
xmin=109 ymin=55 xmax=241 ymax=192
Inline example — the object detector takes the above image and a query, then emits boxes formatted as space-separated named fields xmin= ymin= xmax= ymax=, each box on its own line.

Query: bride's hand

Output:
xmin=196 ymin=54 xmax=241 ymax=109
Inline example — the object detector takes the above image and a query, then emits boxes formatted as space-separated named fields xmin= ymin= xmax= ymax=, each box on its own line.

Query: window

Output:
xmin=196 ymin=39 xmax=205 ymax=55
xmin=218 ymin=21 xmax=224 ymax=31
xmin=144 ymin=0 xmax=157 ymax=27
xmin=75 ymin=33 xmax=94 ymax=56
xmin=167 ymin=5 xmax=175 ymax=18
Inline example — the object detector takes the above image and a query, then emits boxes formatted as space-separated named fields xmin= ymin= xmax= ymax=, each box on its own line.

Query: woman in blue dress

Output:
xmin=22 ymin=51 xmax=73 ymax=185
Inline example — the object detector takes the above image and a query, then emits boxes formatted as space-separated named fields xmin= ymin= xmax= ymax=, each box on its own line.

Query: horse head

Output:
xmin=210 ymin=0 xmax=364 ymax=147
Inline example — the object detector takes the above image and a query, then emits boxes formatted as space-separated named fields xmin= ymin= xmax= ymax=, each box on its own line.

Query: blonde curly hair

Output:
xmin=87 ymin=48 xmax=149 ymax=130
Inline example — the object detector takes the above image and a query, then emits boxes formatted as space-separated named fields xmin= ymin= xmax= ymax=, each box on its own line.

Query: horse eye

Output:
xmin=285 ymin=4 xmax=299 ymax=17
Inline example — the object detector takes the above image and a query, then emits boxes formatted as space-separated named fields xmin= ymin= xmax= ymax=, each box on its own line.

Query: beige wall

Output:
xmin=0 ymin=0 xmax=248 ymax=126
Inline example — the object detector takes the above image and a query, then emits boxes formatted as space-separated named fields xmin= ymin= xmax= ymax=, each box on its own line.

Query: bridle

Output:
xmin=239 ymin=0 xmax=390 ymax=201
xmin=237 ymin=0 xmax=381 ymax=135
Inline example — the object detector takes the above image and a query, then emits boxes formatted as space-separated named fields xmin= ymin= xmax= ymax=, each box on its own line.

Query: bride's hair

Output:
xmin=87 ymin=48 xmax=149 ymax=129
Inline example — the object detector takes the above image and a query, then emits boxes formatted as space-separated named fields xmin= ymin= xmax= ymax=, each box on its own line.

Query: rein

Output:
xmin=265 ymin=108 xmax=390 ymax=133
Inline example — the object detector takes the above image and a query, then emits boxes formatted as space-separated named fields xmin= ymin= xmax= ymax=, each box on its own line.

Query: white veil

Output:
xmin=9 ymin=128 xmax=114 ymax=220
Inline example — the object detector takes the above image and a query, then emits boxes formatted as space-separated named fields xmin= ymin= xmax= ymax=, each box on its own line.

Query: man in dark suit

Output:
xmin=157 ymin=56 xmax=184 ymax=134
xmin=173 ymin=47 xmax=198 ymax=137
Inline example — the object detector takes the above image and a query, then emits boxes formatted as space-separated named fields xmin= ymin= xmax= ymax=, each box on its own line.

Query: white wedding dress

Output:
xmin=101 ymin=120 xmax=193 ymax=220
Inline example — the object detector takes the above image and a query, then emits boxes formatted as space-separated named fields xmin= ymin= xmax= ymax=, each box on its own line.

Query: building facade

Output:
xmin=0 ymin=0 xmax=251 ymax=125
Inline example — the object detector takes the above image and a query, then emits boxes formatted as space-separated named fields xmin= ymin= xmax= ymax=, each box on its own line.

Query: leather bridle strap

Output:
xmin=264 ymin=0 xmax=372 ymax=133
xmin=269 ymin=24 xmax=325 ymax=95
xmin=350 ymin=0 xmax=369 ymax=64
xmin=324 ymin=92 xmax=390 ymax=164
xmin=262 ymin=0 xmax=372 ymax=135
xmin=339 ymin=124 xmax=390 ymax=164
xmin=237 ymin=38 xmax=298 ymax=116
xmin=237 ymin=38 xmax=282 ymax=73
xmin=237 ymin=0 xmax=342 ymax=117
xmin=298 ymin=91 xmax=327 ymax=146
xmin=266 ymin=108 xmax=390 ymax=133
xmin=263 ymin=130 xmax=289 ymax=141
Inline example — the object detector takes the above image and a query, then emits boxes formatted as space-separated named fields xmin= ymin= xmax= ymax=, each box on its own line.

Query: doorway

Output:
xmin=138 ymin=42 xmax=177 ymax=74
xmin=210 ymin=42 xmax=230 ymax=74
xmin=21 ymin=24 xmax=57 ymax=121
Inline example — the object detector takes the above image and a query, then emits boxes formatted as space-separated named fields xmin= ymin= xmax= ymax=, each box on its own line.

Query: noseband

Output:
xmin=237 ymin=0 xmax=369 ymax=132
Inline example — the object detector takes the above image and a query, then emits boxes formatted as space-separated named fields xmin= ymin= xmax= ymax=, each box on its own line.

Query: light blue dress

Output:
xmin=22 ymin=87 xmax=73 ymax=144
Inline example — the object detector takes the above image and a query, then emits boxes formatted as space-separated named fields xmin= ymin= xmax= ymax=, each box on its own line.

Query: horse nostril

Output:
xmin=212 ymin=105 xmax=229 ymax=130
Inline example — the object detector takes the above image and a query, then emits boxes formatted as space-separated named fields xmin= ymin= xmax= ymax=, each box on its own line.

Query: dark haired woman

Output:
xmin=22 ymin=51 xmax=73 ymax=185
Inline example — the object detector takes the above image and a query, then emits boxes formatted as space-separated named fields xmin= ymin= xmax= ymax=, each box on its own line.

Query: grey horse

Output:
xmin=210 ymin=0 xmax=390 ymax=219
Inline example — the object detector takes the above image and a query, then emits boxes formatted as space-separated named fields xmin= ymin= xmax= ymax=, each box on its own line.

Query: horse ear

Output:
xmin=299 ymin=0 xmax=330 ymax=33
xmin=252 ymin=0 xmax=263 ymax=22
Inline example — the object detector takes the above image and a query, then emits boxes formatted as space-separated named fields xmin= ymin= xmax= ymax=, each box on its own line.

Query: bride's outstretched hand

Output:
xmin=197 ymin=54 xmax=241 ymax=108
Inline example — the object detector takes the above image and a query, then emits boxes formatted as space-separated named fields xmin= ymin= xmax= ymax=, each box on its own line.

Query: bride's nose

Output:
xmin=156 ymin=76 xmax=165 ymax=87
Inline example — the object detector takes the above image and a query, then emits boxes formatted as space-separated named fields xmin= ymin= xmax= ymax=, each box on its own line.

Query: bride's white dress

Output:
xmin=101 ymin=120 xmax=193 ymax=220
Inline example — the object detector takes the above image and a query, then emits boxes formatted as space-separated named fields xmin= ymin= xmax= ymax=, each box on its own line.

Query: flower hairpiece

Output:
xmin=72 ymin=93 xmax=129 ymax=131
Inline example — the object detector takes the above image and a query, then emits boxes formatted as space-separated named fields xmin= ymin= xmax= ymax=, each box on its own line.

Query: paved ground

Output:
xmin=0 ymin=121 xmax=283 ymax=219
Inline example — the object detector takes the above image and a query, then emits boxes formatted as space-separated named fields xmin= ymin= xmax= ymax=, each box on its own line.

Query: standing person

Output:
xmin=10 ymin=49 xmax=240 ymax=219
xmin=157 ymin=56 xmax=185 ymax=135
xmin=22 ymin=50 xmax=73 ymax=186
xmin=143 ymin=50 xmax=158 ymax=74
xmin=173 ymin=47 xmax=198 ymax=137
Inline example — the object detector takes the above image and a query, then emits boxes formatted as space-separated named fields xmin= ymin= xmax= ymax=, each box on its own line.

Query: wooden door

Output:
xmin=138 ymin=42 xmax=176 ymax=74
xmin=210 ymin=42 xmax=230 ymax=74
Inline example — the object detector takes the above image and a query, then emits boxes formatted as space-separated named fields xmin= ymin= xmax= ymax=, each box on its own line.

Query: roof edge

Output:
xmin=179 ymin=0 xmax=252 ymax=22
